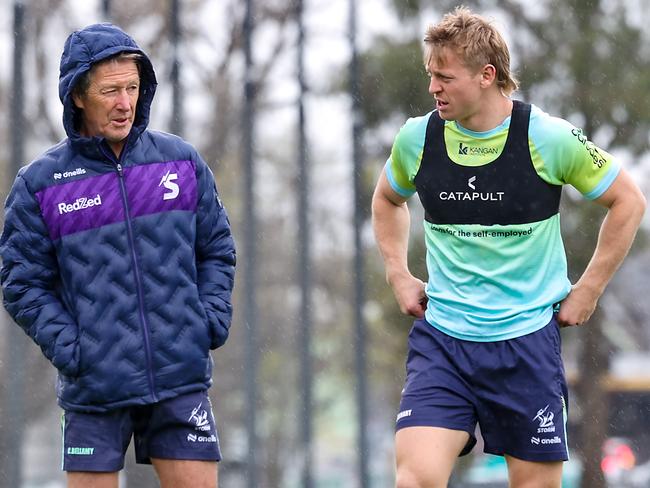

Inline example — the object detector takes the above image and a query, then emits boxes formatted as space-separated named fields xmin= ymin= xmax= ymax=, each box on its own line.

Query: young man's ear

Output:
xmin=479 ymin=64 xmax=497 ymax=88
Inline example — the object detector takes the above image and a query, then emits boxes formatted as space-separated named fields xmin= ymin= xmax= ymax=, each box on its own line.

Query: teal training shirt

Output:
xmin=385 ymin=103 xmax=620 ymax=341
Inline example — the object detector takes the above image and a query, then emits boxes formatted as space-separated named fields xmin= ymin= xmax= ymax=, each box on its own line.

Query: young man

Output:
xmin=371 ymin=7 xmax=645 ymax=488
xmin=1 ymin=24 xmax=235 ymax=488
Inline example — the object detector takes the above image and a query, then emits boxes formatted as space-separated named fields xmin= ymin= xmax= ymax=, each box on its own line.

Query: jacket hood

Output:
xmin=59 ymin=23 xmax=157 ymax=147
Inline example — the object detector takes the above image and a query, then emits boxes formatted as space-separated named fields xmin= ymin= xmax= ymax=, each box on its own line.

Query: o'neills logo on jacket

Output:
xmin=57 ymin=194 xmax=102 ymax=215
xmin=53 ymin=168 xmax=87 ymax=180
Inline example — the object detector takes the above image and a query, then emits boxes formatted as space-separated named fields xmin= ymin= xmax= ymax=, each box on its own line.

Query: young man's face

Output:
xmin=73 ymin=58 xmax=140 ymax=156
xmin=426 ymin=47 xmax=484 ymax=124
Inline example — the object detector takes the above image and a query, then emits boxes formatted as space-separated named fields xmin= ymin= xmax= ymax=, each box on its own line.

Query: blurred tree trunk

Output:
xmin=0 ymin=312 xmax=15 ymax=487
xmin=561 ymin=197 xmax=611 ymax=486
xmin=569 ymin=3 xmax=608 ymax=486
xmin=575 ymin=306 xmax=609 ymax=488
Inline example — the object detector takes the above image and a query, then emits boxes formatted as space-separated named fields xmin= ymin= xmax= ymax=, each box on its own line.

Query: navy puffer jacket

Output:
xmin=0 ymin=24 xmax=236 ymax=412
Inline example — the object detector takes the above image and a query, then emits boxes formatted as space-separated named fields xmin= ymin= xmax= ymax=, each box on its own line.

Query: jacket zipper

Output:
xmin=102 ymin=144 xmax=157 ymax=401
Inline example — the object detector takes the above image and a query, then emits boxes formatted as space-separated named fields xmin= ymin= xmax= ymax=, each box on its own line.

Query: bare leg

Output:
xmin=506 ymin=455 xmax=563 ymax=488
xmin=151 ymin=458 xmax=218 ymax=488
xmin=395 ymin=426 xmax=469 ymax=488
xmin=67 ymin=472 xmax=119 ymax=488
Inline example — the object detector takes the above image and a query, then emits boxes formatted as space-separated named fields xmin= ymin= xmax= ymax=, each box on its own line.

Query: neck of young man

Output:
xmin=457 ymin=93 xmax=514 ymax=133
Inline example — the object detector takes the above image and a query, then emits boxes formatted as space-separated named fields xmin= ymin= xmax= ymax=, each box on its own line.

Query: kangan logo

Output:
xmin=159 ymin=171 xmax=179 ymax=200
xmin=458 ymin=142 xmax=499 ymax=156
xmin=534 ymin=405 xmax=555 ymax=428
xmin=468 ymin=176 xmax=476 ymax=190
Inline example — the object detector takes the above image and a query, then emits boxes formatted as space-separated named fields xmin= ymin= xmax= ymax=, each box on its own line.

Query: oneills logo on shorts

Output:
xmin=57 ymin=194 xmax=102 ymax=214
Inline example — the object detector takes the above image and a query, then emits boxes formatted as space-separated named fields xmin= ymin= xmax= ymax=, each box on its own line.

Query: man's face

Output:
xmin=426 ymin=47 xmax=484 ymax=124
xmin=72 ymin=58 xmax=140 ymax=155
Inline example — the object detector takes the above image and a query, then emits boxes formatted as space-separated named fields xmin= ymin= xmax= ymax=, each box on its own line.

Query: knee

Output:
xmin=395 ymin=467 xmax=418 ymax=488
xmin=396 ymin=466 xmax=446 ymax=488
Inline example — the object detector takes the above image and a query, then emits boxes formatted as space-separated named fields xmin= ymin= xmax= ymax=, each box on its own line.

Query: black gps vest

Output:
xmin=413 ymin=100 xmax=562 ymax=226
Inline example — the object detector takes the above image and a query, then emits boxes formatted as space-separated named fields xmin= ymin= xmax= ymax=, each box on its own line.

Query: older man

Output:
xmin=1 ymin=23 xmax=235 ymax=488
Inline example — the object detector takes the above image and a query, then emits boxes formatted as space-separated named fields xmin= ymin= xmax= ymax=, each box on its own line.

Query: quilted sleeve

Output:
xmin=0 ymin=174 xmax=79 ymax=375
xmin=194 ymin=154 xmax=236 ymax=349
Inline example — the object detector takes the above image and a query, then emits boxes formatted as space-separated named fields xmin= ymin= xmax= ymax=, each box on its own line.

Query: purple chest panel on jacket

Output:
xmin=124 ymin=160 xmax=198 ymax=219
xmin=36 ymin=160 xmax=198 ymax=240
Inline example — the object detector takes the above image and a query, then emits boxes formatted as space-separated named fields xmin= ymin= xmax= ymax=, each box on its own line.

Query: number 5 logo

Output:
xmin=159 ymin=171 xmax=179 ymax=200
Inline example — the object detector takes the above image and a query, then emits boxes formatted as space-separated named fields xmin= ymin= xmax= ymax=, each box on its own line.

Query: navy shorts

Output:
xmin=61 ymin=390 xmax=221 ymax=472
xmin=396 ymin=317 xmax=569 ymax=462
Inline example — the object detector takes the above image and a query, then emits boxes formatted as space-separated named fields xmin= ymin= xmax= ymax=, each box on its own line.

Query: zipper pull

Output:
xmin=116 ymin=163 xmax=123 ymax=176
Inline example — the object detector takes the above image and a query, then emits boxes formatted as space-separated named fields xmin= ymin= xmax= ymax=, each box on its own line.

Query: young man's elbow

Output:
xmin=631 ymin=188 xmax=647 ymax=223
xmin=637 ymin=190 xmax=647 ymax=212
xmin=371 ymin=190 xmax=387 ymax=219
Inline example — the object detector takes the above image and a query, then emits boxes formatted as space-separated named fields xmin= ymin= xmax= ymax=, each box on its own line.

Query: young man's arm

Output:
xmin=557 ymin=168 xmax=646 ymax=326
xmin=372 ymin=168 xmax=427 ymax=318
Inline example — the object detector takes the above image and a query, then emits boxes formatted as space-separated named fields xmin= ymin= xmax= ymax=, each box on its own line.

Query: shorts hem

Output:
xmin=396 ymin=419 xmax=477 ymax=456
xmin=145 ymin=447 xmax=221 ymax=463
xmin=485 ymin=447 xmax=568 ymax=462
xmin=396 ymin=418 xmax=474 ymax=437
xmin=63 ymin=462 xmax=124 ymax=473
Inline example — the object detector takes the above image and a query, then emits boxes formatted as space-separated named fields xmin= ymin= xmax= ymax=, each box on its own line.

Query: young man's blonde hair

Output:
xmin=423 ymin=6 xmax=518 ymax=96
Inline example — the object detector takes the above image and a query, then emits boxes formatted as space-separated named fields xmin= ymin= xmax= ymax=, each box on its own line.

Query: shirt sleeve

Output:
xmin=529 ymin=107 xmax=620 ymax=200
xmin=385 ymin=114 xmax=430 ymax=198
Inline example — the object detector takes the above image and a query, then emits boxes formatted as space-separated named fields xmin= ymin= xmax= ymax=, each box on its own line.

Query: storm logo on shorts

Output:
xmin=189 ymin=402 xmax=211 ymax=432
xmin=533 ymin=404 xmax=556 ymax=433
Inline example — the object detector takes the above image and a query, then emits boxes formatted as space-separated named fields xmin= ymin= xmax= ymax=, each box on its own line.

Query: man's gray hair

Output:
xmin=72 ymin=52 xmax=142 ymax=98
